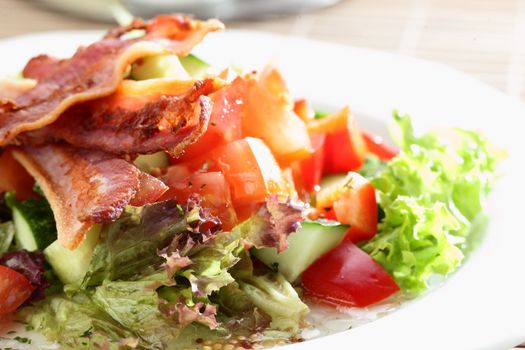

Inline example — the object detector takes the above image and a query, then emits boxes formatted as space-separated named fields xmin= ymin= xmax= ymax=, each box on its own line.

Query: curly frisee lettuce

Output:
xmin=361 ymin=112 xmax=504 ymax=294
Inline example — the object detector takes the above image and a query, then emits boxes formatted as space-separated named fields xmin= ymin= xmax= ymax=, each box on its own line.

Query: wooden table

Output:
xmin=1 ymin=0 xmax=524 ymax=348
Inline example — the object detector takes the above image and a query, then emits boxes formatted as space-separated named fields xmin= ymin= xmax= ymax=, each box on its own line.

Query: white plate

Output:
xmin=1 ymin=30 xmax=524 ymax=350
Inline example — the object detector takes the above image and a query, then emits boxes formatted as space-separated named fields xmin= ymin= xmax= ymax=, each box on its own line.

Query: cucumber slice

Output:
xmin=5 ymin=192 xmax=56 ymax=251
xmin=0 ymin=221 xmax=14 ymax=253
xmin=133 ymin=151 xmax=169 ymax=174
xmin=180 ymin=54 xmax=210 ymax=78
xmin=130 ymin=54 xmax=189 ymax=80
xmin=252 ymin=221 xmax=348 ymax=282
xmin=44 ymin=225 xmax=101 ymax=285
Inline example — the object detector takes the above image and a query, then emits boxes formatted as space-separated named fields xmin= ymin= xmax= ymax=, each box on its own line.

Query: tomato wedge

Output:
xmin=295 ymin=133 xmax=326 ymax=193
xmin=317 ymin=172 xmax=378 ymax=242
xmin=175 ymin=137 xmax=291 ymax=207
xmin=242 ymin=66 xmax=312 ymax=165
xmin=302 ymin=240 xmax=399 ymax=307
xmin=161 ymin=170 xmax=238 ymax=230
xmin=0 ymin=265 xmax=34 ymax=315
xmin=0 ymin=149 xmax=36 ymax=200
xmin=293 ymin=98 xmax=314 ymax=123
xmin=308 ymin=106 xmax=367 ymax=174
xmin=362 ymin=131 xmax=398 ymax=161
xmin=176 ymin=77 xmax=246 ymax=162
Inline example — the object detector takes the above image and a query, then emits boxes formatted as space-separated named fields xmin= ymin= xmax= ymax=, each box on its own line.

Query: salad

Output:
xmin=0 ymin=14 xmax=503 ymax=350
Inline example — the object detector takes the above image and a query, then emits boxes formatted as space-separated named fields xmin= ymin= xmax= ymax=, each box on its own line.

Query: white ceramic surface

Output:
xmin=0 ymin=30 xmax=524 ymax=350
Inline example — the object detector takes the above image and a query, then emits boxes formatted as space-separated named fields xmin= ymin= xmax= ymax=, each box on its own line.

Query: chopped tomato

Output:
xmin=175 ymin=138 xmax=291 ymax=207
xmin=293 ymin=98 xmax=314 ymax=122
xmin=242 ymin=66 xmax=312 ymax=165
xmin=176 ymin=77 xmax=246 ymax=162
xmin=212 ymin=138 xmax=291 ymax=204
xmin=301 ymin=240 xmax=399 ymax=308
xmin=308 ymin=106 xmax=367 ymax=174
xmin=0 ymin=149 xmax=36 ymax=200
xmin=362 ymin=131 xmax=398 ymax=161
xmin=317 ymin=172 xmax=377 ymax=242
xmin=296 ymin=133 xmax=326 ymax=193
xmin=161 ymin=170 xmax=238 ymax=230
xmin=0 ymin=265 xmax=34 ymax=315
xmin=306 ymin=106 xmax=349 ymax=134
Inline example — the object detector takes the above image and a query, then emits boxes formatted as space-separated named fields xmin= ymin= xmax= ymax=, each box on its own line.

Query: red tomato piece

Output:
xmin=317 ymin=172 xmax=378 ymax=242
xmin=175 ymin=77 xmax=246 ymax=163
xmin=297 ymin=133 xmax=326 ymax=193
xmin=0 ymin=265 xmax=34 ymax=315
xmin=210 ymin=138 xmax=290 ymax=204
xmin=0 ymin=149 xmax=36 ymax=200
xmin=168 ymin=138 xmax=291 ymax=219
xmin=161 ymin=170 xmax=238 ymax=230
xmin=242 ymin=66 xmax=312 ymax=165
xmin=307 ymin=106 xmax=367 ymax=174
xmin=324 ymin=121 xmax=367 ymax=174
xmin=362 ymin=131 xmax=398 ymax=161
xmin=293 ymin=98 xmax=315 ymax=122
xmin=302 ymin=240 xmax=400 ymax=308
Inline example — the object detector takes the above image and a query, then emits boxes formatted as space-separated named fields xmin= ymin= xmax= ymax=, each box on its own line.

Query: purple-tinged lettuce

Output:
xmin=233 ymin=195 xmax=304 ymax=252
xmin=0 ymin=249 xmax=49 ymax=301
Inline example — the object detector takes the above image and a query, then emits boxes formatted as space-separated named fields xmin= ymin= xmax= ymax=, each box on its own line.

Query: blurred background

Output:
xmin=1 ymin=0 xmax=525 ymax=104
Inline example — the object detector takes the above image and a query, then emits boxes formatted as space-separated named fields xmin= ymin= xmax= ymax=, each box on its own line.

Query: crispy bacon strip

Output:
xmin=0 ymin=78 xmax=37 ymax=114
xmin=0 ymin=15 xmax=223 ymax=146
xmin=22 ymin=55 xmax=65 ymax=81
xmin=11 ymin=144 xmax=168 ymax=249
xmin=130 ymin=172 xmax=170 ymax=207
xmin=18 ymin=78 xmax=223 ymax=156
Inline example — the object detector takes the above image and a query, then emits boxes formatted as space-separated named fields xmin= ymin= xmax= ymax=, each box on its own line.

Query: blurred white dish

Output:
xmin=33 ymin=0 xmax=341 ymax=22
xmin=0 ymin=30 xmax=524 ymax=350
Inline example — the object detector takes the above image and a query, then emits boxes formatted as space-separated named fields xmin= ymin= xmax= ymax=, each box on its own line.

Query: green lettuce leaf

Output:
xmin=176 ymin=230 xmax=243 ymax=297
xmin=231 ymin=253 xmax=308 ymax=333
xmin=22 ymin=293 xmax=138 ymax=349
xmin=25 ymin=195 xmax=306 ymax=348
xmin=358 ymin=155 xmax=387 ymax=180
xmin=80 ymin=198 xmax=220 ymax=289
xmin=92 ymin=277 xmax=180 ymax=348
xmin=362 ymin=197 xmax=464 ymax=292
xmin=361 ymin=112 xmax=504 ymax=294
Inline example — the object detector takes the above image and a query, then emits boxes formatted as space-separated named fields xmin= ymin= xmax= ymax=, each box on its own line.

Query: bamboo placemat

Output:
xmin=1 ymin=0 xmax=524 ymax=348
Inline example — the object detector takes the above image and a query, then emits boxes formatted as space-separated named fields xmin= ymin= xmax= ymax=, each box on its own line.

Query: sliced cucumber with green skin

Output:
xmin=133 ymin=151 xmax=169 ymax=174
xmin=252 ymin=221 xmax=348 ymax=282
xmin=180 ymin=54 xmax=210 ymax=78
xmin=130 ymin=54 xmax=189 ymax=80
xmin=0 ymin=221 xmax=15 ymax=253
xmin=44 ymin=225 xmax=101 ymax=285
xmin=5 ymin=192 xmax=57 ymax=251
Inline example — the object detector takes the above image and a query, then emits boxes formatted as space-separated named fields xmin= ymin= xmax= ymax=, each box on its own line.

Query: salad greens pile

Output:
xmin=361 ymin=112 xmax=504 ymax=293
xmin=21 ymin=196 xmax=307 ymax=349
xmin=0 ymin=112 xmax=504 ymax=349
